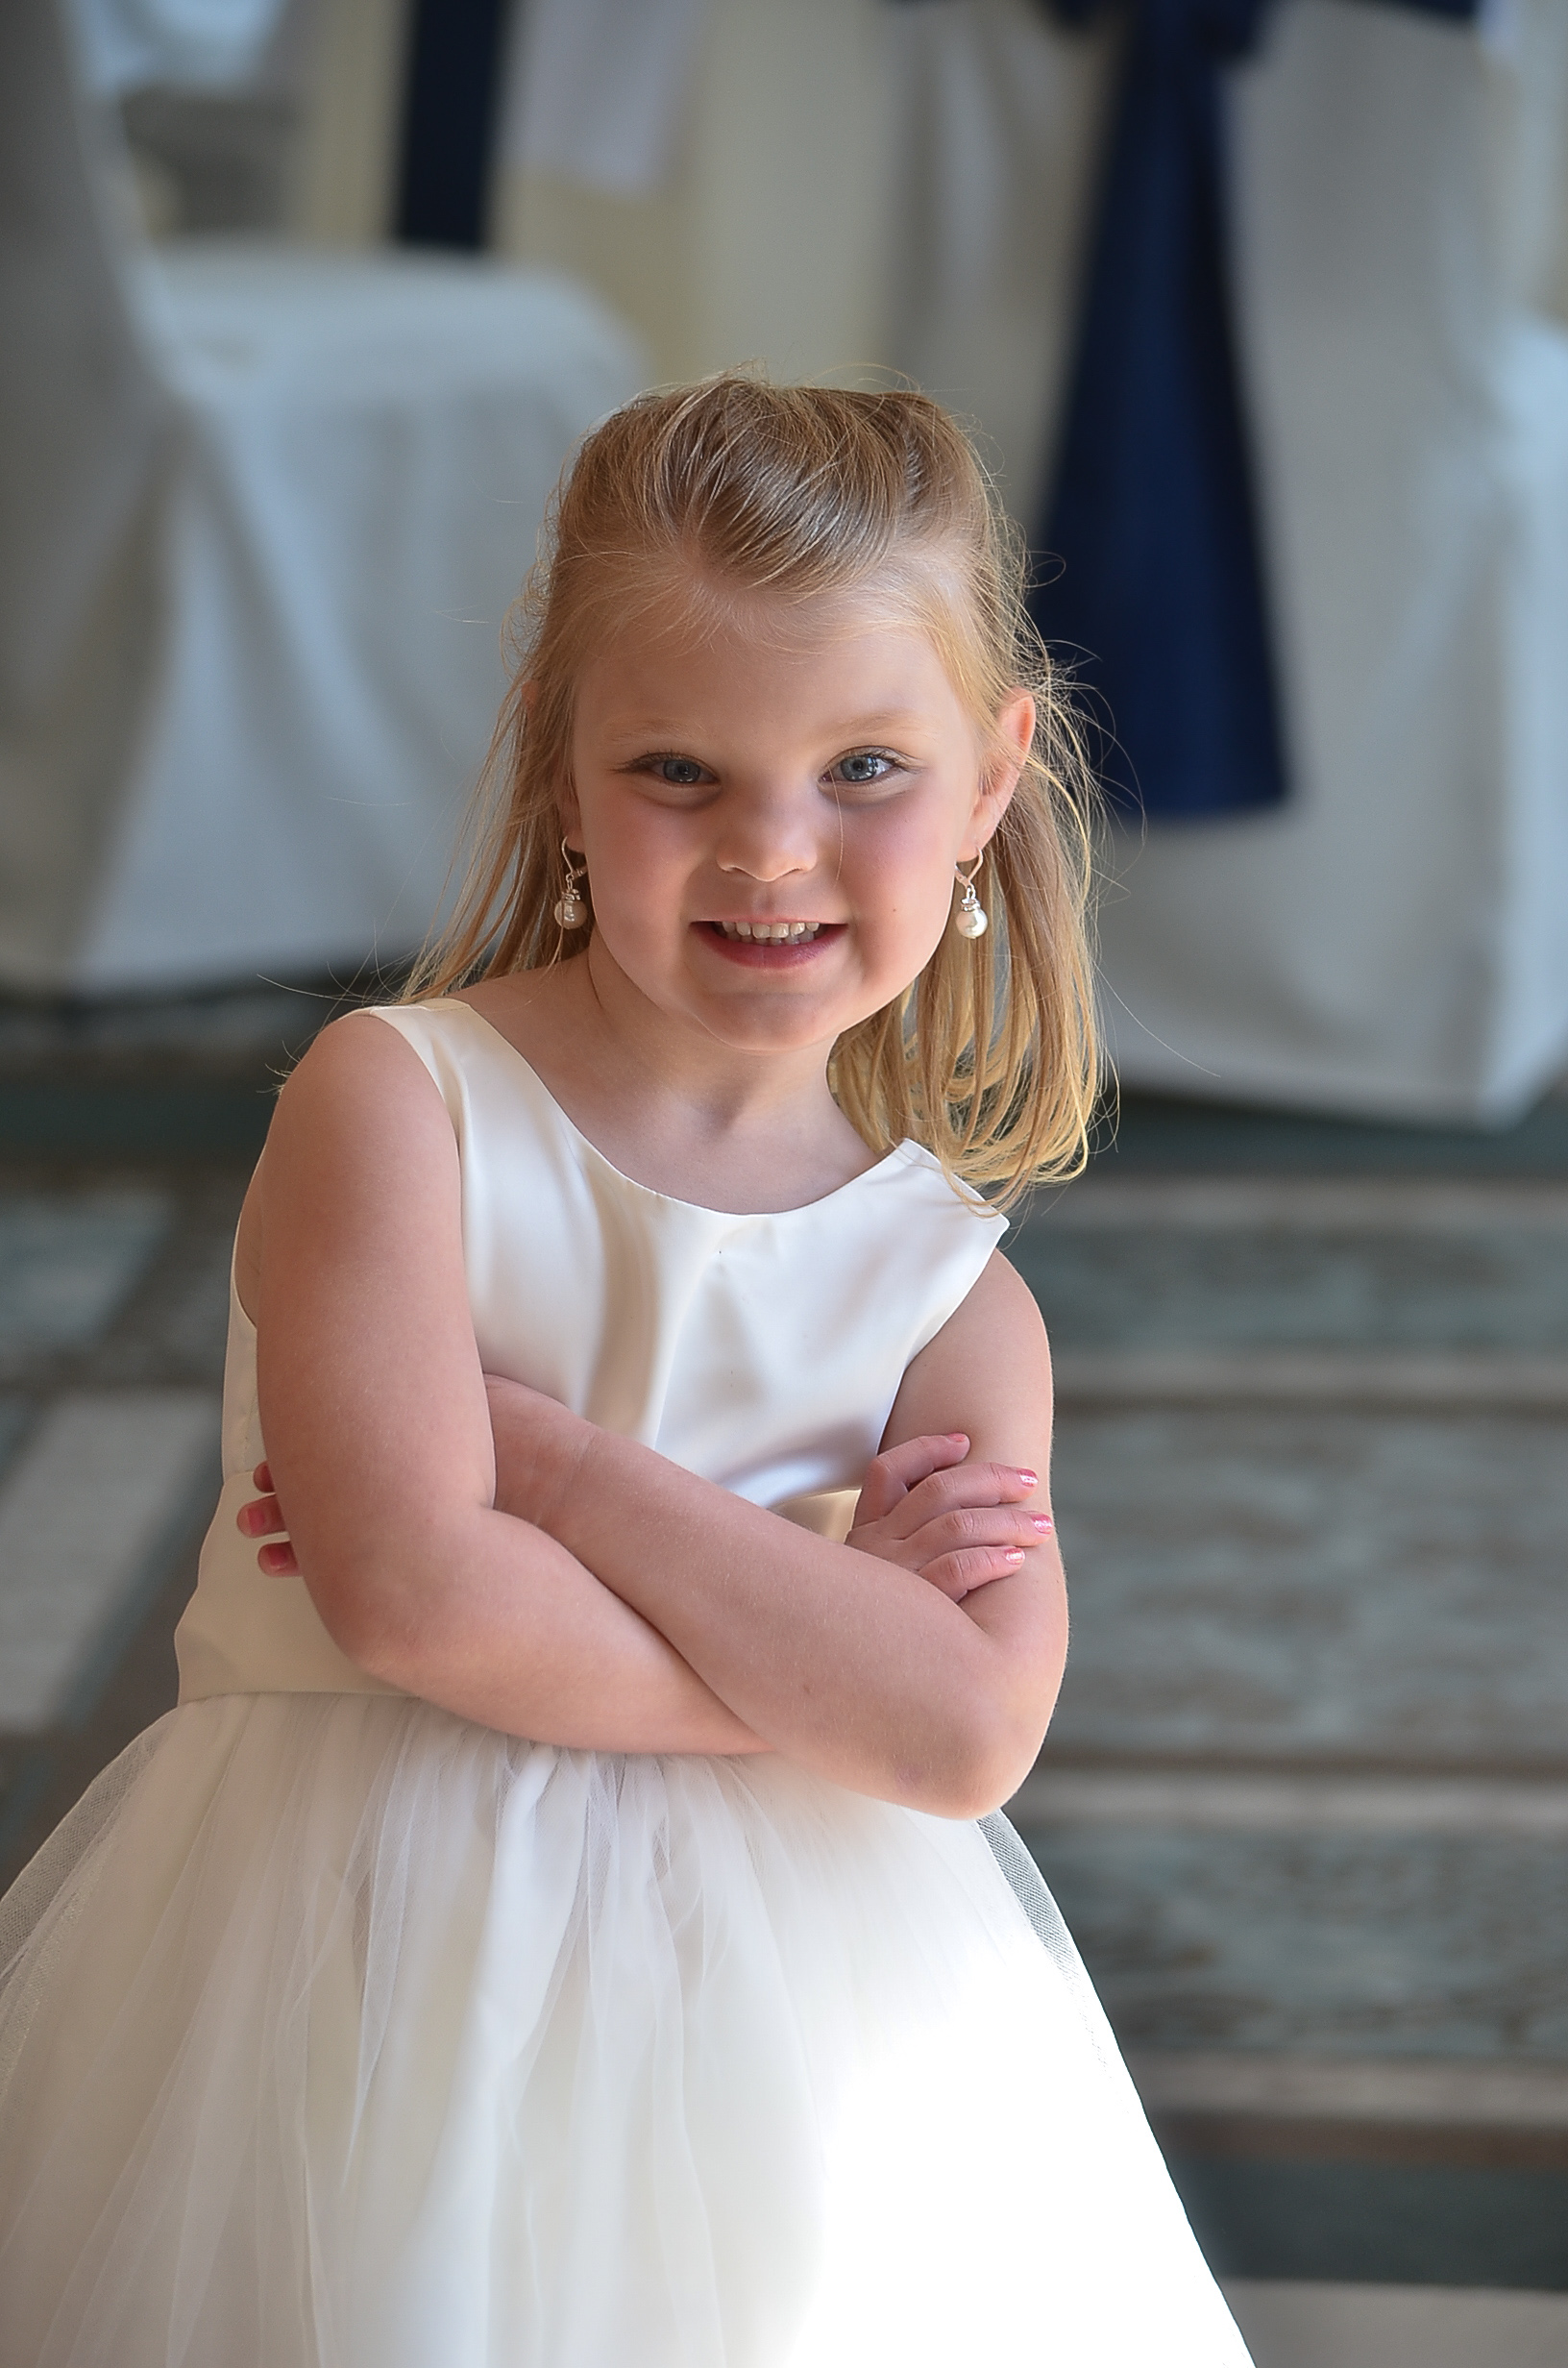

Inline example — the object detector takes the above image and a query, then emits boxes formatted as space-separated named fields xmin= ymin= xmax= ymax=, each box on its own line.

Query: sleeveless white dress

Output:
xmin=0 ymin=1000 xmax=1250 ymax=2368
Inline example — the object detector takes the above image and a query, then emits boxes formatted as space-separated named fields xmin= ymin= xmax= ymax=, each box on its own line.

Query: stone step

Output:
xmin=1053 ymin=1348 xmax=1568 ymax=1409
xmin=1133 ymin=2051 xmax=1568 ymax=2158
xmin=1009 ymin=1817 xmax=1568 ymax=2062
xmin=1048 ymin=1405 xmax=1568 ymax=1764
xmin=1009 ymin=1176 xmax=1568 ymax=1355
xmin=1010 ymin=1766 xmax=1568 ymax=1838
xmin=1184 ymin=2158 xmax=1568 ymax=2295
xmin=0 ymin=1190 xmax=172 ymax=1378
xmin=1222 ymin=2282 xmax=1568 ymax=2368
xmin=1026 ymin=1177 xmax=1568 ymax=1230
xmin=0 ymin=1391 xmax=219 ymax=1732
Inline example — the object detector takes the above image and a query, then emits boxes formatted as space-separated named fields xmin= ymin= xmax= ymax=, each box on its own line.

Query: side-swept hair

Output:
xmin=406 ymin=376 xmax=1099 ymax=1206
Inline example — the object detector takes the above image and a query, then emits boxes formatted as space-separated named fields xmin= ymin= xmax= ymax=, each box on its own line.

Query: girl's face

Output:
xmin=560 ymin=592 xmax=1033 ymax=1062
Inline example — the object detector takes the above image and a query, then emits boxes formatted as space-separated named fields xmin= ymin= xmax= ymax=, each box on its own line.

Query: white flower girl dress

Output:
xmin=0 ymin=999 xmax=1250 ymax=2366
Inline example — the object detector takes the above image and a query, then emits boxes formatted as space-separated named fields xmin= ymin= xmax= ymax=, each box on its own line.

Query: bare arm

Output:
xmin=484 ymin=1251 xmax=1065 ymax=1817
xmin=257 ymin=1015 xmax=1061 ymax=1808
xmin=255 ymin=1013 xmax=762 ymax=1754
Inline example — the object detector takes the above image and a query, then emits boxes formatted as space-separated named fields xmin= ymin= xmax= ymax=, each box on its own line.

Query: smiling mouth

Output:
xmin=711 ymin=920 xmax=824 ymax=943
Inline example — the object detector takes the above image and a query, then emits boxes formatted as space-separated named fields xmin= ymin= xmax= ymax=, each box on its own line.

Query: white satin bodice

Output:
xmin=175 ymin=998 xmax=1006 ymax=1703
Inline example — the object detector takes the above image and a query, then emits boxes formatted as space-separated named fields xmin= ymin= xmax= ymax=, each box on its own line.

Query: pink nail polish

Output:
xmin=1016 ymin=1469 xmax=1038 ymax=1490
xmin=1030 ymin=1515 xmax=1054 ymax=1532
xmin=1004 ymin=1549 xmax=1025 ymax=1566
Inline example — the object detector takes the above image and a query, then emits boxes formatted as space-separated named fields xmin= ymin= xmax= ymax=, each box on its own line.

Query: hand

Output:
xmin=236 ymin=1462 xmax=298 ymax=1574
xmin=846 ymin=1433 xmax=1052 ymax=1602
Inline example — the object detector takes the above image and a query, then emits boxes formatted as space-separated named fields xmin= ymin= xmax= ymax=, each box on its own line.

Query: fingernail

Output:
xmin=1030 ymin=1514 xmax=1054 ymax=1532
xmin=1003 ymin=1549 xmax=1025 ymax=1566
xmin=1015 ymin=1468 xmax=1038 ymax=1489
xmin=947 ymin=1432 xmax=968 ymax=1443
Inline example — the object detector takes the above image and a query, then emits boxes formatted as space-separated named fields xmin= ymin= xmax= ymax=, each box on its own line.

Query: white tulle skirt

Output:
xmin=0 ymin=1694 xmax=1249 ymax=2367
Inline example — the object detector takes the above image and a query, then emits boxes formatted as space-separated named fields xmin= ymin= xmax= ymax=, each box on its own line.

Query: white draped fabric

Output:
xmin=892 ymin=0 xmax=1568 ymax=1121
xmin=500 ymin=0 xmax=711 ymax=200
xmin=0 ymin=0 xmax=643 ymax=994
xmin=65 ymin=0 xmax=286 ymax=95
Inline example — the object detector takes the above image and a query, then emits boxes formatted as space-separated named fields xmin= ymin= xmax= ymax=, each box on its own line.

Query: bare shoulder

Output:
xmin=947 ymin=1245 xmax=1049 ymax=1345
xmin=921 ymin=1246 xmax=1052 ymax=1391
xmin=882 ymin=1246 xmax=1053 ymax=1468
xmin=280 ymin=1006 xmax=441 ymax=1111
xmin=266 ymin=1009 xmax=456 ymax=1174
xmin=235 ymin=1013 xmax=460 ymax=1312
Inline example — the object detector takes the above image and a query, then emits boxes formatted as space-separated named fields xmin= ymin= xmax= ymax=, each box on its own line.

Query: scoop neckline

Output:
xmin=437 ymin=997 xmax=924 ymax=1221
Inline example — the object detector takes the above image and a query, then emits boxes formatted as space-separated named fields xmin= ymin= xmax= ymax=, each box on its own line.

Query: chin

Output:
xmin=675 ymin=978 xmax=847 ymax=1044
xmin=702 ymin=1008 xmax=845 ymax=1055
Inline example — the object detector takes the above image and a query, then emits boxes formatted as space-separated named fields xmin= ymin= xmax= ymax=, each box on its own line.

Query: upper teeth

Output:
xmin=718 ymin=921 xmax=821 ymax=941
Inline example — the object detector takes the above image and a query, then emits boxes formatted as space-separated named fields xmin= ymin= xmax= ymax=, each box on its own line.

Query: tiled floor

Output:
xmin=3 ymin=985 xmax=1567 ymax=2355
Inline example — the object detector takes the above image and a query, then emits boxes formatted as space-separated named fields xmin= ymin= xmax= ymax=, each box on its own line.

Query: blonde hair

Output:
xmin=408 ymin=376 xmax=1099 ymax=1206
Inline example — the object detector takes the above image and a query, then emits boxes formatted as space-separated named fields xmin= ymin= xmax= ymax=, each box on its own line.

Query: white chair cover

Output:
xmin=891 ymin=0 xmax=1568 ymax=1121
xmin=0 ymin=0 xmax=643 ymax=993
xmin=66 ymin=0 xmax=287 ymax=94
xmin=500 ymin=0 xmax=710 ymax=200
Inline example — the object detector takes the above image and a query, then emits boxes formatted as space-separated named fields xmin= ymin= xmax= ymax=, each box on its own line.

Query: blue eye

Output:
xmin=836 ymin=752 xmax=895 ymax=786
xmin=654 ymin=755 xmax=706 ymax=786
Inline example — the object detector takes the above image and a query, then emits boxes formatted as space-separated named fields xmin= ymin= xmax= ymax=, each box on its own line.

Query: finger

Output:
xmin=917 ymin=1544 xmax=1030 ymax=1601
xmin=236 ymin=1493 xmax=287 ymax=1539
xmin=252 ymin=1461 xmax=273 ymax=1492
xmin=257 ymin=1540 xmax=301 ymax=1577
xmin=902 ymin=1461 xmax=1041 ymax=1525
xmin=904 ymin=1507 xmax=1053 ymax=1562
xmin=854 ymin=1433 xmax=970 ymax=1525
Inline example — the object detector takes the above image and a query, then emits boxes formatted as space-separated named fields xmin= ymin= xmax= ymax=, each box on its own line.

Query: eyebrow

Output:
xmin=599 ymin=707 xmax=934 ymax=742
xmin=824 ymin=709 xmax=931 ymax=735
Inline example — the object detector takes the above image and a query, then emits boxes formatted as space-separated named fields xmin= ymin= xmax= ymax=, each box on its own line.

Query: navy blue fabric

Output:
xmin=1022 ymin=0 xmax=1482 ymax=821
xmin=394 ymin=0 xmax=510 ymax=250
xmin=1032 ymin=0 xmax=1277 ymax=818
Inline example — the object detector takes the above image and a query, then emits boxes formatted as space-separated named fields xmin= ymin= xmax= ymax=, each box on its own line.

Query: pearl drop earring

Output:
xmin=553 ymin=839 xmax=588 ymax=929
xmin=952 ymin=853 xmax=988 ymax=939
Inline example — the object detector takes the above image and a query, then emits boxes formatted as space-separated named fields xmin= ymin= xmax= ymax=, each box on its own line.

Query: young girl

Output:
xmin=0 ymin=381 xmax=1249 ymax=2365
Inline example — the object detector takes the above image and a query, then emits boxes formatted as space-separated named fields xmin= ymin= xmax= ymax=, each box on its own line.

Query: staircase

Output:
xmin=1005 ymin=1097 xmax=1568 ymax=2349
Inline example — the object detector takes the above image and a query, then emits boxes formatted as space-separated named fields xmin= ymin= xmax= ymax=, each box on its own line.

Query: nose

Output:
xmin=713 ymin=787 xmax=820 ymax=883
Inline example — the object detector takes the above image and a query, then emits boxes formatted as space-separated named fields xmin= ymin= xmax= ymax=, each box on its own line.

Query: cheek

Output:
xmin=845 ymin=817 xmax=960 ymax=947
xmin=865 ymin=898 xmax=950 ymax=992
xmin=584 ymin=806 xmax=680 ymax=904
xmin=580 ymin=812 xmax=699 ymax=979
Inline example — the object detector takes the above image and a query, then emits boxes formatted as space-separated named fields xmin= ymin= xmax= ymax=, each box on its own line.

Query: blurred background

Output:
xmin=3 ymin=3 xmax=1568 ymax=2360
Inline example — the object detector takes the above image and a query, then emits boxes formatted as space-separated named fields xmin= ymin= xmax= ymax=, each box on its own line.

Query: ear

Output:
xmin=960 ymin=689 xmax=1034 ymax=859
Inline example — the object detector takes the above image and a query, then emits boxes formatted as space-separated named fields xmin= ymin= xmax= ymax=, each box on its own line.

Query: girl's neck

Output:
xmin=455 ymin=958 xmax=885 ymax=1217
